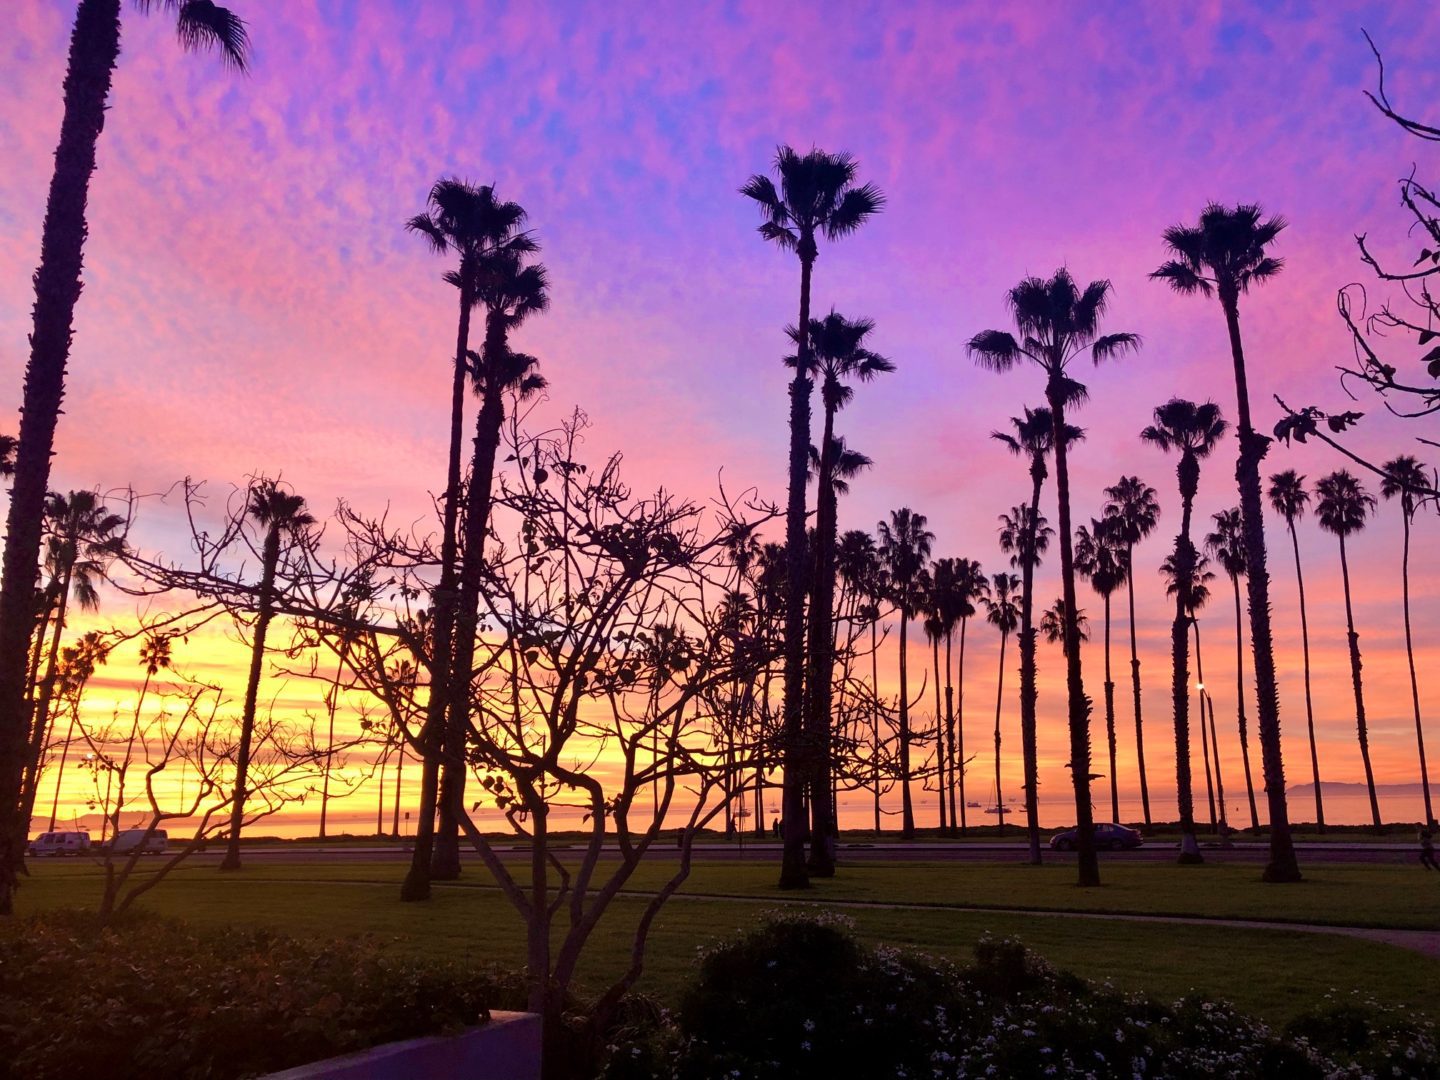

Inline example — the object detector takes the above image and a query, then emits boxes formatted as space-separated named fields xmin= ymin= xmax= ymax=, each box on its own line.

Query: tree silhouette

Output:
xmin=983 ymin=573 xmax=1020 ymax=835
xmin=995 ymin=408 xmax=1073 ymax=862
xmin=878 ymin=507 xmax=934 ymax=840
xmin=1163 ymin=549 xmax=1222 ymax=833
xmin=1381 ymin=454 xmax=1435 ymax=826
xmin=1102 ymin=476 xmax=1161 ymax=826
xmin=403 ymin=178 xmax=535 ymax=900
xmin=1142 ymin=398 xmax=1227 ymax=863
xmin=797 ymin=312 xmax=891 ymax=873
xmin=1153 ymin=202 xmax=1300 ymax=883
xmin=0 ymin=0 xmax=250 ymax=915
xmin=1204 ymin=507 xmax=1261 ymax=830
xmin=1316 ymin=469 xmax=1382 ymax=832
xmin=742 ymin=146 xmax=883 ymax=888
xmin=1075 ymin=517 xmax=1127 ymax=823
xmin=970 ymin=269 xmax=1138 ymax=886
xmin=837 ymin=529 xmax=888 ymax=832
xmin=1267 ymin=470 xmax=1325 ymax=830
xmin=220 ymin=481 xmax=314 ymax=871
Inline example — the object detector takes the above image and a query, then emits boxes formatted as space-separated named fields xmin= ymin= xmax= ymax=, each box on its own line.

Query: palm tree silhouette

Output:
xmin=403 ymin=179 xmax=534 ymax=900
xmin=46 ymin=632 xmax=108 ymax=831
xmin=1163 ymin=549 xmax=1221 ymax=832
xmin=1267 ymin=470 xmax=1325 ymax=831
xmin=998 ymin=503 xmax=1054 ymax=861
xmin=1381 ymin=455 xmax=1434 ymax=827
xmin=837 ymin=529 xmax=887 ymax=832
xmin=947 ymin=559 xmax=989 ymax=835
xmin=923 ymin=584 xmax=947 ymax=835
xmin=1153 ymin=203 xmax=1300 ymax=882
xmin=1075 ymin=517 xmax=1128 ymax=824
xmin=742 ymin=146 xmax=883 ymax=888
xmin=121 ymin=632 xmax=174 ymax=788
xmin=983 ymin=573 xmax=1020 ymax=835
xmin=1102 ymin=476 xmax=1161 ymax=826
xmin=1316 ymin=470 xmax=1382 ymax=831
xmin=0 ymin=0 xmax=249 ymax=912
xmin=438 ymin=250 xmax=549 ymax=881
xmin=1142 ymin=398 xmax=1227 ymax=863
xmin=995 ymin=409 xmax=1073 ymax=863
xmin=878 ymin=508 xmax=934 ymax=840
xmin=970 ymin=269 xmax=1138 ymax=886
xmin=220 ymin=480 xmax=314 ymax=872
xmin=1204 ymin=508 xmax=1261 ymax=830
xmin=1040 ymin=598 xmax=1090 ymax=653
xmin=798 ymin=313 xmax=891 ymax=872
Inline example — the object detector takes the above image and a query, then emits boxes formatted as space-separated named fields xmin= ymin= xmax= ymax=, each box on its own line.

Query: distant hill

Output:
xmin=1287 ymin=781 xmax=1439 ymax=797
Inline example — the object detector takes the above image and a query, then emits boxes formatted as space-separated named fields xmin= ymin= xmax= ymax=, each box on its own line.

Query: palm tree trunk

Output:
xmin=1400 ymin=514 xmax=1433 ymax=826
xmin=1103 ymin=594 xmax=1119 ymax=822
xmin=956 ymin=618 xmax=968 ymax=835
xmin=1172 ymin=474 xmax=1203 ymax=864
xmin=932 ymin=635 xmax=945 ymax=833
xmin=319 ymin=650 xmax=344 ymax=840
xmin=1339 ymin=535 xmax=1382 ymax=831
xmin=221 ymin=528 xmax=280 ymax=871
xmin=898 ymin=609 xmax=915 ymax=839
xmin=1048 ymin=388 xmax=1099 ymax=886
xmin=870 ymin=619 xmax=881 ymax=833
xmin=0 ymin=0 xmax=122 ymax=915
xmin=778 ymin=255 xmax=814 ymax=888
xmin=944 ymin=633 xmax=957 ymax=837
xmin=1192 ymin=617 xmax=1220 ymax=832
xmin=403 ymin=281 xmax=475 ymax=901
xmin=1220 ymin=290 xmax=1300 ymax=882
xmin=47 ymin=710 xmax=78 ymax=831
xmin=1231 ymin=575 xmax=1259 ymax=829
xmin=1020 ymin=464 xmax=1044 ymax=865
xmin=1125 ymin=545 xmax=1153 ymax=826
xmin=393 ymin=739 xmax=404 ymax=837
xmin=804 ymin=400 xmax=839 ymax=876
xmin=21 ymin=567 xmax=74 ymax=826
xmin=993 ymin=630 xmax=1008 ymax=835
xmin=1285 ymin=520 xmax=1325 ymax=830
xmin=377 ymin=740 xmax=388 ymax=835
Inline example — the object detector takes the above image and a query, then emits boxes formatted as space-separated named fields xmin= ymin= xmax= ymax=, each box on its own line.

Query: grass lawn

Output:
xmin=19 ymin=858 xmax=1440 ymax=1027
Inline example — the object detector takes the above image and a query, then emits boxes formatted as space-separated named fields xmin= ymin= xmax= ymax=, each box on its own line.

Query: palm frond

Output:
xmin=825 ymin=183 xmax=885 ymax=239
xmin=967 ymin=330 xmax=1022 ymax=371
xmin=1151 ymin=260 xmax=1210 ymax=295
xmin=172 ymin=0 xmax=250 ymax=72
xmin=1091 ymin=332 xmax=1141 ymax=364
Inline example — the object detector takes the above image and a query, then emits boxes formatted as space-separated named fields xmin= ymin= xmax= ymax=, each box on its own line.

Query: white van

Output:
xmin=111 ymin=829 xmax=168 ymax=855
xmin=28 ymin=831 xmax=92 ymax=856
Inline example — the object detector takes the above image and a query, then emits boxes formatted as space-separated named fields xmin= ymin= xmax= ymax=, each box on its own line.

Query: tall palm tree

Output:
xmin=994 ymin=408 xmax=1073 ymax=863
xmin=1102 ymin=476 xmax=1161 ymax=826
xmin=0 ymin=0 xmax=250 ymax=913
xmin=46 ymin=633 xmax=107 ymax=831
xmin=1316 ymin=470 xmax=1382 ymax=831
xmin=837 ymin=530 xmax=886 ymax=832
xmin=220 ymin=481 xmax=314 ymax=871
xmin=1153 ymin=202 xmax=1301 ymax=882
xmin=998 ymin=503 xmax=1054 ymax=860
xmin=1204 ymin=508 xmax=1260 ymax=829
xmin=969 ymin=269 xmax=1138 ymax=886
xmin=1040 ymin=598 xmax=1090 ymax=653
xmin=983 ymin=574 xmax=1020 ymax=834
xmin=1163 ymin=549 xmax=1220 ymax=831
xmin=1075 ymin=517 xmax=1127 ymax=823
xmin=742 ymin=147 xmax=883 ymax=888
xmin=121 ymin=632 xmax=173 ymax=778
xmin=944 ymin=558 xmax=988 ymax=835
xmin=797 ymin=313 xmax=891 ymax=873
xmin=403 ymin=179 xmax=534 ymax=900
xmin=878 ymin=508 xmax=934 ymax=840
xmin=1267 ymin=470 xmax=1325 ymax=830
xmin=22 ymin=491 xmax=127 ymax=822
xmin=1142 ymin=398 xmax=1227 ymax=864
xmin=1381 ymin=455 xmax=1434 ymax=827
xmin=436 ymin=250 xmax=549 ymax=881
xmin=923 ymin=594 xmax=947 ymax=835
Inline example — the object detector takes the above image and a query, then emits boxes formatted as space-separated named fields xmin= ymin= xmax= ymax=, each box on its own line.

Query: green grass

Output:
xmin=18 ymin=859 xmax=1440 ymax=1027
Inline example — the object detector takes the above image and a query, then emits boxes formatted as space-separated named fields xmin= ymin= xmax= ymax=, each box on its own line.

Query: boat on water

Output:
xmin=965 ymin=801 xmax=982 ymax=808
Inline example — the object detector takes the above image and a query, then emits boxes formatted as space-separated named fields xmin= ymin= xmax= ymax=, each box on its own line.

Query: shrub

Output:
xmin=0 ymin=909 xmax=527 ymax=1080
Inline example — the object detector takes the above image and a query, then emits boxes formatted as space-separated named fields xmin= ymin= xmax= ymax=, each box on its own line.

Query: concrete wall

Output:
xmin=262 ymin=1011 xmax=541 ymax=1080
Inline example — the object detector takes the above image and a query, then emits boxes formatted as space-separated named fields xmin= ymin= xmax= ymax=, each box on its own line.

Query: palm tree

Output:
xmin=1142 ymin=398 xmax=1227 ymax=864
xmin=403 ymin=179 xmax=534 ymax=900
xmin=970 ymin=269 xmax=1138 ymax=886
xmin=945 ymin=559 xmax=988 ymax=835
xmin=798 ymin=313 xmax=891 ymax=873
xmin=1102 ymin=476 xmax=1161 ymax=826
xmin=22 ymin=491 xmax=127 ymax=822
xmin=878 ymin=508 xmax=934 ymax=840
xmin=46 ymin=633 xmax=107 ymax=831
xmin=994 ymin=408 xmax=1073 ymax=863
xmin=1163 ymin=549 xmax=1221 ymax=832
xmin=1041 ymin=598 xmax=1090 ymax=653
xmin=0 ymin=0 xmax=249 ymax=914
xmin=742 ymin=146 xmax=883 ymax=888
xmin=983 ymin=574 xmax=1020 ymax=835
xmin=220 ymin=480 xmax=315 ymax=871
xmin=1153 ymin=202 xmax=1301 ymax=882
xmin=437 ymin=250 xmax=549 ymax=881
xmin=1267 ymin=470 xmax=1325 ymax=830
xmin=923 ymin=595 xmax=947 ymax=835
xmin=1381 ymin=455 xmax=1434 ymax=827
xmin=1075 ymin=518 xmax=1127 ymax=823
xmin=998 ymin=504 xmax=1054 ymax=861
xmin=1316 ymin=470 xmax=1382 ymax=831
xmin=121 ymin=632 xmax=173 ymax=783
xmin=838 ymin=530 xmax=887 ymax=833
xmin=1204 ymin=508 xmax=1260 ymax=829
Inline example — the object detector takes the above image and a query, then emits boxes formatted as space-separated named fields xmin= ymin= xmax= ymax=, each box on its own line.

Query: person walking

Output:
xmin=1420 ymin=822 xmax=1438 ymax=872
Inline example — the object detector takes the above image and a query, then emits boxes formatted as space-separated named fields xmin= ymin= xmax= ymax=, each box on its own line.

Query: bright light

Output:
xmin=1196 ymin=683 xmax=1205 ymax=691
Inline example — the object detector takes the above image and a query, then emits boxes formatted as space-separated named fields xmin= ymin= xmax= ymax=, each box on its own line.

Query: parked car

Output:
xmin=28 ymin=831 xmax=92 ymax=857
xmin=1048 ymin=822 xmax=1143 ymax=851
xmin=110 ymin=829 xmax=168 ymax=855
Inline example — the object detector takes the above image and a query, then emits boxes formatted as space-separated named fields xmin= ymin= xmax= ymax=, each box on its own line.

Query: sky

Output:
xmin=5 ymin=0 xmax=1440 ymax=834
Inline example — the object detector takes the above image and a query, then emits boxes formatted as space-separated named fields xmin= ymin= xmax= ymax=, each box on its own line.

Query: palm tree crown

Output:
xmin=791 ymin=311 xmax=894 ymax=410
xmin=998 ymin=505 xmax=1053 ymax=572
xmin=984 ymin=574 xmax=1021 ymax=635
xmin=1040 ymin=599 xmax=1090 ymax=655
xmin=1267 ymin=470 xmax=1310 ymax=523
xmin=136 ymin=0 xmax=251 ymax=70
xmin=1152 ymin=203 xmax=1286 ymax=298
xmin=740 ymin=147 xmax=885 ymax=266
xmin=878 ymin=508 xmax=935 ymax=616
xmin=1315 ymin=471 xmax=1375 ymax=538
xmin=42 ymin=491 xmax=128 ymax=612
xmin=1075 ymin=518 xmax=1126 ymax=599
xmin=406 ymin=180 xmax=536 ymax=295
xmin=1381 ymin=455 xmax=1431 ymax=521
xmin=967 ymin=269 xmax=1140 ymax=379
xmin=1102 ymin=476 xmax=1160 ymax=549
xmin=248 ymin=481 xmax=315 ymax=537
xmin=1204 ymin=508 xmax=1247 ymax=581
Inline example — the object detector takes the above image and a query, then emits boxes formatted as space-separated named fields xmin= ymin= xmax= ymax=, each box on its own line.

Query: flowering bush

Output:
xmin=625 ymin=911 xmax=1438 ymax=1080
